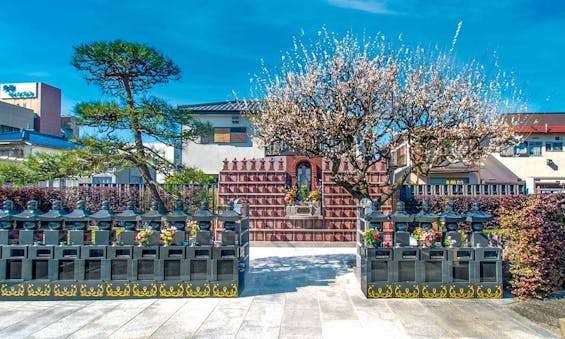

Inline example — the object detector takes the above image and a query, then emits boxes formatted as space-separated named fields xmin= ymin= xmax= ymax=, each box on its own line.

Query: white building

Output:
xmin=398 ymin=112 xmax=565 ymax=195
xmin=179 ymin=101 xmax=265 ymax=176
xmin=493 ymin=113 xmax=565 ymax=193
xmin=87 ymin=142 xmax=178 ymax=185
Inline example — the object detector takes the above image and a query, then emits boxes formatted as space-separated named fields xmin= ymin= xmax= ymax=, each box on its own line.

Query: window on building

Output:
xmin=0 ymin=146 xmax=23 ymax=158
xmin=92 ymin=177 xmax=112 ymax=184
xmin=0 ymin=125 xmax=19 ymax=134
xmin=130 ymin=176 xmax=144 ymax=184
xmin=203 ymin=127 xmax=248 ymax=144
xmin=514 ymin=142 xmax=528 ymax=156
xmin=528 ymin=142 xmax=542 ymax=156
xmin=546 ymin=142 xmax=563 ymax=152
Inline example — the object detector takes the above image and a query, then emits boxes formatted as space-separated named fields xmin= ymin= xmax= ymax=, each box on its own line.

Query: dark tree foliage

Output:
xmin=68 ymin=40 xmax=211 ymax=210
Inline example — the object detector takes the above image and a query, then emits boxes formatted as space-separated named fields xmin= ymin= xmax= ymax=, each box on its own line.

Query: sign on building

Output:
xmin=0 ymin=82 xmax=38 ymax=99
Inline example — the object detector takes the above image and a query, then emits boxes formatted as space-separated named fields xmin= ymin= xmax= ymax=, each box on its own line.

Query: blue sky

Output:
xmin=0 ymin=0 xmax=564 ymax=114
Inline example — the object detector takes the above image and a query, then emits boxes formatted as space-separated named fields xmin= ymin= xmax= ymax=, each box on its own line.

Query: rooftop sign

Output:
xmin=1 ymin=82 xmax=38 ymax=99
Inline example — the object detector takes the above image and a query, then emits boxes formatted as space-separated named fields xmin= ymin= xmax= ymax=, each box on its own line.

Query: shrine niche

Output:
xmin=218 ymin=155 xmax=390 ymax=242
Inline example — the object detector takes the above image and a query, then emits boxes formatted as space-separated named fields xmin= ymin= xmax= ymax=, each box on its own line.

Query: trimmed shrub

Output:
xmin=499 ymin=194 xmax=564 ymax=298
xmin=407 ymin=194 xmax=564 ymax=298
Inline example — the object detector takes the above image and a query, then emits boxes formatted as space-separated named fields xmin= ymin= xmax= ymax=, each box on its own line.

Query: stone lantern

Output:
xmin=14 ymin=200 xmax=42 ymax=245
xmin=115 ymin=201 xmax=140 ymax=245
xmin=389 ymin=201 xmax=414 ymax=247
xmin=191 ymin=201 xmax=216 ymax=246
xmin=90 ymin=200 xmax=115 ymax=245
xmin=440 ymin=201 xmax=465 ymax=247
xmin=218 ymin=201 xmax=241 ymax=246
xmin=38 ymin=200 xmax=66 ymax=245
xmin=141 ymin=200 xmax=165 ymax=231
xmin=364 ymin=201 xmax=388 ymax=246
xmin=0 ymin=200 xmax=16 ymax=244
xmin=166 ymin=200 xmax=190 ymax=245
xmin=63 ymin=200 xmax=90 ymax=245
xmin=414 ymin=200 xmax=439 ymax=230
xmin=140 ymin=200 xmax=164 ymax=246
xmin=464 ymin=201 xmax=492 ymax=248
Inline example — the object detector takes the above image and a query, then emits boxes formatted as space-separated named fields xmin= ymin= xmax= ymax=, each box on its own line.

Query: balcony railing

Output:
xmin=400 ymin=184 xmax=527 ymax=198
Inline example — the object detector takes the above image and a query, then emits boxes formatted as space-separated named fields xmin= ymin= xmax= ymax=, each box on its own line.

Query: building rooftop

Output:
xmin=505 ymin=112 xmax=565 ymax=133
xmin=0 ymin=130 xmax=77 ymax=150
xmin=179 ymin=100 xmax=261 ymax=114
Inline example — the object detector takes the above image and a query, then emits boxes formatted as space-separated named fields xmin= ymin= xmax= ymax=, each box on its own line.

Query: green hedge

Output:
xmin=408 ymin=194 xmax=564 ymax=298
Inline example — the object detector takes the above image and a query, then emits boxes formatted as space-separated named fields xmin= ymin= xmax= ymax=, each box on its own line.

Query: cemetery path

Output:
xmin=0 ymin=246 xmax=559 ymax=338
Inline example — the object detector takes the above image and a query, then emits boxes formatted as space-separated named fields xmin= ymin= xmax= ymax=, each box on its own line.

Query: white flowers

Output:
xmin=247 ymin=29 xmax=520 ymax=200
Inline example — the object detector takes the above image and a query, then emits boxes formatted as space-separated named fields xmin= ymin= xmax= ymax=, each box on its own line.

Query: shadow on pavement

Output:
xmin=240 ymin=253 xmax=355 ymax=297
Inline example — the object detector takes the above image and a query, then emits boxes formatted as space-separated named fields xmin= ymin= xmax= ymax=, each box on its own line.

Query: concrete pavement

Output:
xmin=0 ymin=246 xmax=558 ymax=338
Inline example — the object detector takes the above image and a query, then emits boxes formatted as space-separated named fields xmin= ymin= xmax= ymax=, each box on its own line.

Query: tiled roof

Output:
xmin=0 ymin=130 xmax=77 ymax=149
xmin=504 ymin=113 xmax=565 ymax=133
xmin=179 ymin=100 xmax=261 ymax=113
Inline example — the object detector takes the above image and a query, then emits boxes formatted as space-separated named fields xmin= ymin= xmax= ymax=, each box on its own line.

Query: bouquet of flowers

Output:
xmin=364 ymin=229 xmax=381 ymax=247
xmin=284 ymin=187 xmax=297 ymax=205
xmin=160 ymin=226 xmax=177 ymax=246
xmin=412 ymin=227 xmax=435 ymax=248
xmin=135 ymin=227 xmax=154 ymax=246
xmin=306 ymin=189 xmax=321 ymax=204
xmin=187 ymin=220 xmax=200 ymax=238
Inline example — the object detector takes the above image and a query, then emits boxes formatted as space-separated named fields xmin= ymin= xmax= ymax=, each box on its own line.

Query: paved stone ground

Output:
xmin=0 ymin=247 xmax=559 ymax=339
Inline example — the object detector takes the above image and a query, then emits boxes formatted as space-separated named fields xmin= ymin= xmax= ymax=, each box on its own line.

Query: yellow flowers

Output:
xmin=160 ymin=227 xmax=177 ymax=245
xmin=135 ymin=227 xmax=153 ymax=246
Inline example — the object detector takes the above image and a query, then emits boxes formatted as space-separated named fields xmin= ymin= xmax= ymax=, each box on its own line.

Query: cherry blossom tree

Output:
xmin=247 ymin=30 xmax=520 ymax=202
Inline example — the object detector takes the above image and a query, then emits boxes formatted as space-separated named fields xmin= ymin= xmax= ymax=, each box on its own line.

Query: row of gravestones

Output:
xmin=0 ymin=199 xmax=246 ymax=247
xmin=363 ymin=200 xmax=494 ymax=248
xmin=357 ymin=200 xmax=503 ymax=298
xmin=0 ymin=200 xmax=249 ymax=299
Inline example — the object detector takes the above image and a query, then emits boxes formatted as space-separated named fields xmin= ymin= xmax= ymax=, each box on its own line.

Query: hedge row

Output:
xmin=408 ymin=194 xmax=564 ymax=298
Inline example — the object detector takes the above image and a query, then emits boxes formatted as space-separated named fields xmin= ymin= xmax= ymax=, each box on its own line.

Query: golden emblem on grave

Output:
xmin=159 ymin=283 xmax=184 ymax=297
xmin=27 ymin=283 xmax=51 ymax=297
xmin=367 ymin=285 xmax=393 ymax=298
xmin=449 ymin=285 xmax=475 ymax=298
xmin=212 ymin=283 xmax=238 ymax=297
xmin=106 ymin=283 xmax=131 ymax=297
xmin=132 ymin=283 xmax=158 ymax=297
xmin=186 ymin=283 xmax=211 ymax=297
xmin=1 ymin=284 xmax=25 ymax=297
xmin=80 ymin=284 xmax=104 ymax=297
xmin=421 ymin=285 xmax=448 ymax=298
xmin=54 ymin=284 xmax=78 ymax=297
xmin=476 ymin=285 xmax=502 ymax=298
xmin=394 ymin=284 xmax=420 ymax=298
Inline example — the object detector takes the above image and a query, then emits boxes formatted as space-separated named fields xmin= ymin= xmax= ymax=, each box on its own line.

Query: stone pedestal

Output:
xmin=43 ymin=230 xmax=60 ymax=245
xmin=119 ymin=231 xmax=136 ymax=245
xmin=0 ymin=230 xmax=9 ymax=245
xmin=19 ymin=230 xmax=35 ymax=245
xmin=196 ymin=230 xmax=212 ymax=246
xmin=93 ymin=230 xmax=111 ymax=245
xmin=172 ymin=231 xmax=185 ymax=246
xmin=471 ymin=232 xmax=488 ymax=248
xmin=68 ymin=230 xmax=85 ymax=246
xmin=148 ymin=232 xmax=160 ymax=246
xmin=394 ymin=231 xmax=410 ymax=247
xmin=221 ymin=230 xmax=236 ymax=246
